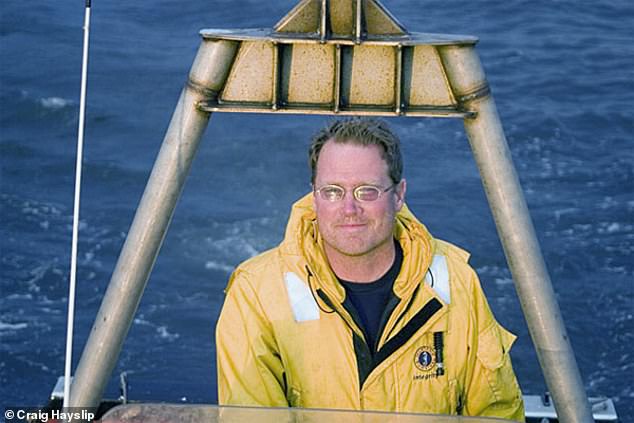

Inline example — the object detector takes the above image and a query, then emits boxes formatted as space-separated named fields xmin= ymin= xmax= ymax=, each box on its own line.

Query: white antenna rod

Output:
xmin=64 ymin=0 xmax=92 ymax=409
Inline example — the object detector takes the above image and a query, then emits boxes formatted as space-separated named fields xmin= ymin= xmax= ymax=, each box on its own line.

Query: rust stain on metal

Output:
xmin=201 ymin=0 xmax=478 ymax=116
xmin=221 ymin=42 xmax=274 ymax=103
xmin=349 ymin=45 xmax=395 ymax=106
xmin=287 ymin=44 xmax=336 ymax=104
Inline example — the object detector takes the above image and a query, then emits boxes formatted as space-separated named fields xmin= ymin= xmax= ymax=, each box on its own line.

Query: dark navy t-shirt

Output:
xmin=339 ymin=241 xmax=403 ymax=352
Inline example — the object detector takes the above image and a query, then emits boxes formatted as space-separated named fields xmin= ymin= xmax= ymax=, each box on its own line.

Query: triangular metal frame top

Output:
xmin=274 ymin=0 xmax=407 ymax=40
xmin=198 ymin=0 xmax=478 ymax=118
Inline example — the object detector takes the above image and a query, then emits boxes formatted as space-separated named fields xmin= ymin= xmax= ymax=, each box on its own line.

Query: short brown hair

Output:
xmin=308 ymin=117 xmax=403 ymax=184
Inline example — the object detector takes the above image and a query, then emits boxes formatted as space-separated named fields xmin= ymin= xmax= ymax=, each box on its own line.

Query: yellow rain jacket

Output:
xmin=216 ymin=194 xmax=524 ymax=421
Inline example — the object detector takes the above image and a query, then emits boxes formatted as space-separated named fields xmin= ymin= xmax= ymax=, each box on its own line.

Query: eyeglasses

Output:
xmin=314 ymin=184 xmax=396 ymax=202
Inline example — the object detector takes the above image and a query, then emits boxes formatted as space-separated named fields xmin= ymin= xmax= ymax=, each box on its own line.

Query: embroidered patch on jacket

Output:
xmin=414 ymin=346 xmax=436 ymax=371
xmin=284 ymin=272 xmax=320 ymax=322
xmin=413 ymin=346 xmax=439 ymax=380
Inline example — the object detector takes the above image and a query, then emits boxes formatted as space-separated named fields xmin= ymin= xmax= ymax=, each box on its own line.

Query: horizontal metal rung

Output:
xmin=200 ymin=29 xmax=478 ymax=46
xmin=197 ymin=100 xmax=474 ymax=118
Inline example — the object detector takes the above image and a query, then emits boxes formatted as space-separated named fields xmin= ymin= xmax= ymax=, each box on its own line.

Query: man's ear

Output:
xmin=395 ymin=179 xmax=406 ymax=211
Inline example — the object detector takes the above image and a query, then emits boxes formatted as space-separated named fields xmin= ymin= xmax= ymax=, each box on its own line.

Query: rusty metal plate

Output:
xmin=407 ymin=45 xmax=456 ymax=107
xmin=285 ymin=44 xmax=336 ymax=104
xmin=347 ymin=45 xmax=395 ymax=106
xmin=221 ymin=41 xmax=274 ymax=103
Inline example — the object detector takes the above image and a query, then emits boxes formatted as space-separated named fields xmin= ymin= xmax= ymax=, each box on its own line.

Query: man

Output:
xmin=216 ymin=118 xmax=524 ymax=420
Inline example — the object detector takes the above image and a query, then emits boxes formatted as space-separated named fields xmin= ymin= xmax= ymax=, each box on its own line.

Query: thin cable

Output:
xmin=64 ymin=0 xmax=91 ymax=409
xmin=305 ymin=265 xmax=335 ymax=314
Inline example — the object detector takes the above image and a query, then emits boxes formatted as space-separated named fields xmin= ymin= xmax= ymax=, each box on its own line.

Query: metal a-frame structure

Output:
xmin=68 ymin=1 xmax=594 ymax=421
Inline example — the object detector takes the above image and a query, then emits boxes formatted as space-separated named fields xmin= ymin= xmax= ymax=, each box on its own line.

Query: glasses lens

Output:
xmin=354 ymin=186 xmax=381 ymax=202
xmin=319 ymin=186 xmax=345 ymax=201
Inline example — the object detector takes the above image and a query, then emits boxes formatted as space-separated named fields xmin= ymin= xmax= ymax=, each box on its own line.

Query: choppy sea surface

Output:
xmin=1 ymin=0 xmax=632 ymax=420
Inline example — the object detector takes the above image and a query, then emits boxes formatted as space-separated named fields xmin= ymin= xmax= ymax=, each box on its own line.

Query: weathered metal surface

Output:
xmin=200 ymin=28 xmax=477 ymax=46
xmin=407 ymin=45 xmax=456 ymax=107
xmin=221 ymin=41 xmax=275 ymax=103
xmin=364 ymin=0 xmax=406 ymax=36
xmin=347 ymin=44 xmax=395 ymax=105
xmin=273 ymin=0 xmax=406 ymax=40
xmin=285 ymin=43 xmax=335 ymax=104
xmin=197 ymin=1 xmax=475 ymax=117
xmin=274 ymin=0 xmax=321 ymax=34
xmin=329 ymin=0 xmax=356 ymax=37
xmin=197 ymin=37 xmax=472 ymax=117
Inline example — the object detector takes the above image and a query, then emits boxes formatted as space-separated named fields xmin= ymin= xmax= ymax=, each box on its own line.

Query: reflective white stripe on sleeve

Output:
xmin=424 ymin=255 xmax=451 ymax=304
xmin=284 ymin=272 xmax=320 ymax=322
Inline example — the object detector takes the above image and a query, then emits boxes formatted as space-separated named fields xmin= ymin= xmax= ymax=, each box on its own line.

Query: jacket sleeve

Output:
xmin=463 ymin=270 xmax=525 ymax=422
xmin=216 ymin=268 xmax=288 ymax=406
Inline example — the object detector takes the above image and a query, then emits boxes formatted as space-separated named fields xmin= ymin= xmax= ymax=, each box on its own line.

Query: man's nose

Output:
xmin=342 ymin=192 xmax=360 ymax=215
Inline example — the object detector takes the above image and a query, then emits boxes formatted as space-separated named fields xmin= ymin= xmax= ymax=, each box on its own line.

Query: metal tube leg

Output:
xmin=68 ymin=39 xmax=239 ymax=410
xmin=439 ymin=45 xmax=594 ymax=423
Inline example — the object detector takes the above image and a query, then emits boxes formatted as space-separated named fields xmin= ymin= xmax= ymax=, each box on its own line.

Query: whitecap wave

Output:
xmin=39 ymin=96 xmax=71 ymax=110
xmin=0 ymin=321 xmax=28 ymax=331
xmin=156 ymin=325 xmax=179 ymax=341
xmin=204 ymin=260 xmax=234 ymax=274
xmin=6 ymin=293 xmax=33 ymax=301
xmin=494 ymin=277 xmax=514 ymax=286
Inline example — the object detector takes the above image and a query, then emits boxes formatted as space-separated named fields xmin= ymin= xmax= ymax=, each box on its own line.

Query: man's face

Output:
xmin=313 ymin=140 xmax=405 ymax=258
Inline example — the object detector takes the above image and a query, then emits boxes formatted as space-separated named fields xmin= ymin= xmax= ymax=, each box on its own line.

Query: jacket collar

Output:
xmin=280 ymin=193 xmax=435 ymax=304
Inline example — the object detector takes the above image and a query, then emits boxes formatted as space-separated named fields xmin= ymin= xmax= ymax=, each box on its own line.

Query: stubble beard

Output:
xmin=323 ymin=222 xmax=394 ymax=259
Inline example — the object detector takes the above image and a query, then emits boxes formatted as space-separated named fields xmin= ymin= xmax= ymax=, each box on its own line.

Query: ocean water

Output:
xmin=1 ymin=0 xmax=632 ymax=420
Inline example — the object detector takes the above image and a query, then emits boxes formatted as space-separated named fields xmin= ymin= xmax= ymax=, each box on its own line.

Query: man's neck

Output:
xmin=324 ymin=239 xmax=396 ymax=283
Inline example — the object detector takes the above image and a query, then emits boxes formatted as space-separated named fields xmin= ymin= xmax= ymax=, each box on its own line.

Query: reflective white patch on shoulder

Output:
xmin=424 ymin=255 xmax=451 ymax=304
xmin=284 ymin=272 xmax=320 ymax=322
